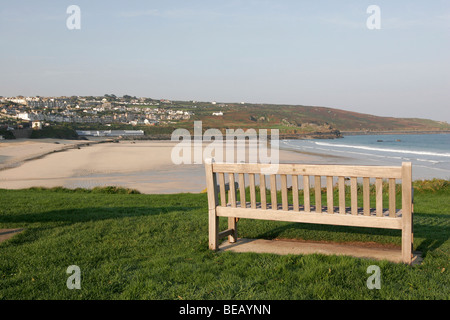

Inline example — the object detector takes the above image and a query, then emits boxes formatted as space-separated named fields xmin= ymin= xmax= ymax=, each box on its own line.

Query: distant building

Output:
xmin=76 ymin=130 xmax=144 ymax=137
xmin=32 ymin=121 xmax=42 ymax=130
xmin=144 ymin=119 xmax=157 ymax=126
xmin=7 ymin=98 xmax=27 ymax=105
xmin=17 ymin=112 xmax=31 ymax=120
xmin=212 ymin=111 xmax=223 ymax=116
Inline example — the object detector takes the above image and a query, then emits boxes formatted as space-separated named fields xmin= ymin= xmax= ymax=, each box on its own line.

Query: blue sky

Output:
xmin=1 ymin=0 xmax=449 ymax=122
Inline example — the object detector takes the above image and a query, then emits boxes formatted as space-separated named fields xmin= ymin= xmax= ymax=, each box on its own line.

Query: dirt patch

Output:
xmin=0 ymin=229 xmax=24 ymax=243
xmin=219 ymin=238 xmax=421 ymax=264
xmin=273 ymin=238 xmax=401 ymax=250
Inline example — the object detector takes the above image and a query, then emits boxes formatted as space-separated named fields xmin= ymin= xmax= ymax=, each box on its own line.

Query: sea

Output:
xmin=280 ymin=133 xmax=450 ymax=180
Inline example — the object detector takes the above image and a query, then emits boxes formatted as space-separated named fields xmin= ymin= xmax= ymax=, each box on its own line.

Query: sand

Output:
xmin=0 ymin=138 xmax=322 ymax=194
xmin=0 ymin=139 xmax=94 ymax=170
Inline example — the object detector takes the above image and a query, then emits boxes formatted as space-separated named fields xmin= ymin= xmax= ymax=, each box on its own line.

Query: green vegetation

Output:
xmin=0 ymin=128 xmax=15 ymax=139
xmin=0 ymin=184 xmax=448 ymax=300
xmin=30 ymin=125 xmax=78 ymax=140
xmin=413 ymin=179 xmax=450 ymax=193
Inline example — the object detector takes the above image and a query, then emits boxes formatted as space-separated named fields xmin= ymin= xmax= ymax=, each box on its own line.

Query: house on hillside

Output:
xmin=32 ymin=121 xmax=42 ymax=130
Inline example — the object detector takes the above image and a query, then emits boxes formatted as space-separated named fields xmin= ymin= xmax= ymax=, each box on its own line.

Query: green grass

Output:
xmin=0 ymin=185 xmax=449 ymax=300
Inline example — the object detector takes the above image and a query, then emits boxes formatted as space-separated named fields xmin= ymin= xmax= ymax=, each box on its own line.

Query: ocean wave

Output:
xmin=416 ymin=158 xmax=440 ymax=164
xmin=314 ymin=142 xmax=450 ymax=158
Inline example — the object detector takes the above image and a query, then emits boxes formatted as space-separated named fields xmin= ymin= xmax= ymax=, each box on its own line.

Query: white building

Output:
xmin=17 ymin=112 xmax=31 ymax=120
xmin=7 ymin=98 xmax=27 ymax=105
xmin=32 ymin=121 xmax=42 ymax=130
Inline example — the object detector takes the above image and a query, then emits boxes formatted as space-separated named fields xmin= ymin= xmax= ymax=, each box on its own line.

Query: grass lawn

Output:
xmin=0 ymin=185 xmax=448 ymax=300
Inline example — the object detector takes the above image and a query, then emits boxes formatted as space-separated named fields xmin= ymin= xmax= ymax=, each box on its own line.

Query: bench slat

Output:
xmin=229 ymin=202 xmax=403 ymax=216
xmin=228 ymin=173 xmax=237 ymax=208
xmin=281 ymin=174 xmax=288 ymax=211
xmin=212 ymin=163 xmax=402 ymax=179
xmin=216 ymin=206 xmax=403 ymax=230
xmin=363 ymin=177 xmax=370 ymax=216
xmin=218 ymin=173 xmax=227 ymax=207
xmin=351 ymin=177 xmax=358 ymax=215
xmin=292 ymin=175 xmax=299 ymax=212
xmin=239 ymin=173 xmax=246 ymax=208
xmin=304 ymin=176 xmax=310 ymax=212
xmin=389 ymin=178 xmax=396 ymax=218
xmin=249 ymin=173 xmax=256 ymax=209
xmin=260 ymin=174 xmax=267 ymax=210
xmin=376 ymin=178 xmax=383 ymax=217
xmin=327 ymin=176 xmax=334 ymax=214
xmin=270 ymin=175 xmax=277 ymax=211
xmin=339 ymin=176 xmax=345 ymax=215
xmin=315 ymin=176 xmax=322 ymax=213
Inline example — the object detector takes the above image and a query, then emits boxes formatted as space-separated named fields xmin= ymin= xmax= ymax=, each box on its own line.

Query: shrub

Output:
xmin=30 ymin=126 xmax=78 ymax=139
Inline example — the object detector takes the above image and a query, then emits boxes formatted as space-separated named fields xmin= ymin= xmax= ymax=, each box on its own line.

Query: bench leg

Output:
xmin=228 ymin=217 xmax=238 ymax=243
xmin=401 ymin=162 xmax=413 ymax=265
xmin=209 ymin=210 xmax=219 ymax=251
xmin=402 ymin=225 xmax=413 ymax=265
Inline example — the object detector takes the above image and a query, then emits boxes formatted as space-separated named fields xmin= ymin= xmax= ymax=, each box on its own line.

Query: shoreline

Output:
xmin=0 ymin=136 xmax=448 ymax=194
xmin=0 ymin=138 xmax=325 ymax=194
xmin=119 ymin=130 xmax=450 ymax=141
xmin=340 ymin=130 xmax=450 ymax=136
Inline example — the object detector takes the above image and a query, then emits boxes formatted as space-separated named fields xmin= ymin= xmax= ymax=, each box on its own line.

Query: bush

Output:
xmin=30 ymin=126 xmax=78 ymax=139
xmin=0 ymin=128 xmax=16 ymax=139
xmin=91 ymin=186 xmax=141 ymax=194
xmin=26 ymin=186 xmax=141 ymax=194
xmin=413 ymin=179 xmax=450 ymax=192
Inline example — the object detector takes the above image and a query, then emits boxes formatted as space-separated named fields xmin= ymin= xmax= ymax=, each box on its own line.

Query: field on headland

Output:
xmin=161 ymin=102 xmax=450 ymax=136
xmin=0 ymin=184 xmax=448 ymax=300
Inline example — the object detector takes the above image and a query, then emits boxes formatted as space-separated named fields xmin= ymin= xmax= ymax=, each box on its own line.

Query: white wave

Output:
xmin=416 ymin=158 xmax=440 ymax=164
xmin=314 ymin=142 xmax=450 ymax=158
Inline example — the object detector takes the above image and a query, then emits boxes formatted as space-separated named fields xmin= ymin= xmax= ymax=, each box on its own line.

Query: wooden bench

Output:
xmin=205 ymin=159 xmax=414 ymax=265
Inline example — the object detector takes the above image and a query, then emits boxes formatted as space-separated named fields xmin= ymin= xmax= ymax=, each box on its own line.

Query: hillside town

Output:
xmin=0 ymin=95 xmax=194 ymax=129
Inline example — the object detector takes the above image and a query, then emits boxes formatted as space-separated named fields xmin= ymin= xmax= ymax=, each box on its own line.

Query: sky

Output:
xmin=0 ymin=0 xmax=449 ymax=122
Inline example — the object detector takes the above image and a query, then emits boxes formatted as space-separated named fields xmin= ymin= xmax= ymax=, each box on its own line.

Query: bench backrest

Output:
xmin=206 ymin=160 xmax=412 ymax=218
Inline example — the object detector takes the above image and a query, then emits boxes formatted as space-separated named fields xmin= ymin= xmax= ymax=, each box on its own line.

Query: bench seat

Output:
xmin=223 ymin=201 xmax=404 ymax=218
xmin=217 ymin=203 xmax=403 ymax=230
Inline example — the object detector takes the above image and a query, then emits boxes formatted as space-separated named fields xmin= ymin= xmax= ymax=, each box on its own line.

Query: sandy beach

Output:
xmin=0 ymin=138 xmax=326 ymax=194
xmin=0 ymin=139 xmax=99 ymax=170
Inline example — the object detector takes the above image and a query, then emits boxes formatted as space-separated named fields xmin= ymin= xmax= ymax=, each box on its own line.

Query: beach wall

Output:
xmin=12 ymin=128 xmax=32 ymax=139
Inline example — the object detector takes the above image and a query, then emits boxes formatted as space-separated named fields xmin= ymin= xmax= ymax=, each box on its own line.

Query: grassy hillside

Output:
xmin=165 ymin=101 xmax=450 ymax=135
xmin=0 ymin=184 xmax=448 ymax=300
